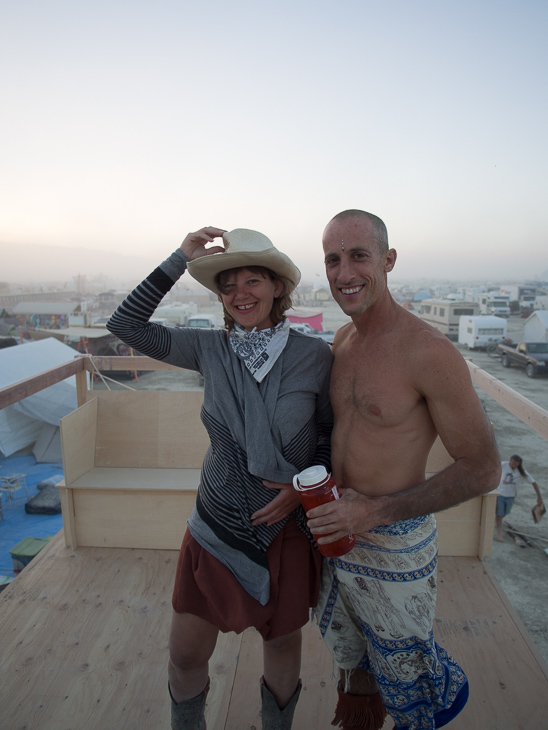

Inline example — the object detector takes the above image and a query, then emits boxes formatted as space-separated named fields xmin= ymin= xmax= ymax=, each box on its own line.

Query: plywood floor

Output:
xmin=1 ymin=533 xmax=547 ymax=729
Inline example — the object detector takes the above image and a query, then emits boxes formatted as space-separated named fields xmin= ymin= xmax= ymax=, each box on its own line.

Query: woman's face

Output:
xmin=219 ymin=268 xmax=283 ymax=331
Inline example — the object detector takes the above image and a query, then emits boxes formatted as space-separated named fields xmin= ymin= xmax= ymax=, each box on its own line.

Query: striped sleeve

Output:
xmin=106 ymin=257 xmax=183 ymax=361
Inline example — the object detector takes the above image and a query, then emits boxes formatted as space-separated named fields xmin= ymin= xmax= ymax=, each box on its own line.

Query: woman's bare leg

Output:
xmin=496 ymin=514 xmax=504 ymax=541
xmin=168 ymin=611 xmax=219 ymax=703
xmin=262 ymin=628 xmax=302 ymax=708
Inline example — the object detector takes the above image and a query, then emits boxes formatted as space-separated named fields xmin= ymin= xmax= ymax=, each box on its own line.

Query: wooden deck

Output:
xmin=1 ymin=532 xmax=547 ymax=730
xmin=2 ymin=356 xmax=548 ymax=728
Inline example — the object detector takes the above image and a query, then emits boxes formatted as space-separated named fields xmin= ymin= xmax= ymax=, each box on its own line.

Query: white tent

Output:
xmin=523 ymin=311 xmax=548 ymax=343
xmin=0 ymin=338 xmax=78 ymax=458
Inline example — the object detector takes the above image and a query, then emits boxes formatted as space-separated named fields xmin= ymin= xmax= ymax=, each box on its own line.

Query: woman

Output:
xmin=496 ymin=454 xmax=544 ymax=541
xmin=107 ymin=227 xmax=333 ymax=730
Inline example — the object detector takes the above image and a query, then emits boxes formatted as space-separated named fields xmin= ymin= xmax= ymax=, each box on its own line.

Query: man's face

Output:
xmin=322 ymin=216 xmax=395 ymax=317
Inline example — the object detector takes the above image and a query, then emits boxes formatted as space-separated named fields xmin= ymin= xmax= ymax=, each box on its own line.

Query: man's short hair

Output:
xmin=329 ymin=209 xmax=389 ymax=254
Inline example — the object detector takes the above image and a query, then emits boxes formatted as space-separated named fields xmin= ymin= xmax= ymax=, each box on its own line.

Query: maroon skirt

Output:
xmin=172 ymin=516 xmax=322 ymax=640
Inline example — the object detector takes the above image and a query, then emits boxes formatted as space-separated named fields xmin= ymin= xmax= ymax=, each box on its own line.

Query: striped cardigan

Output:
xmin=107 ymin=249 xmax=333 ymax=603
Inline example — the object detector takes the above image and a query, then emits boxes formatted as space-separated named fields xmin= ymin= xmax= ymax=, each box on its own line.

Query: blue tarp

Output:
xmin=0 ymin=453 xmax=64 ymax=576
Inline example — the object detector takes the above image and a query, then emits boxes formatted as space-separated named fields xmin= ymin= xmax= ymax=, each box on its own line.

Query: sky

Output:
xmin=1 ymin=0 xmax=547 ymax=285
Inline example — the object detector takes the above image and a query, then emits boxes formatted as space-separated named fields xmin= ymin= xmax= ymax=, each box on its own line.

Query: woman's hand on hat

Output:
xmin=180 ymin=227 xmax=227 ymax=260
xmin=250 ymin=480 xmax=301 ymax=526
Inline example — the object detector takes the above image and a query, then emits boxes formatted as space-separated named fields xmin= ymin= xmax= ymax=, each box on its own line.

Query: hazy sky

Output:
xmin=1 ymin=0 xmax=547 ymax=284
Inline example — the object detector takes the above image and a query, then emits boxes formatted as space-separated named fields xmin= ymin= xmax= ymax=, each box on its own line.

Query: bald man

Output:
xmin=307 ymin=210 xmax=501 ymax=730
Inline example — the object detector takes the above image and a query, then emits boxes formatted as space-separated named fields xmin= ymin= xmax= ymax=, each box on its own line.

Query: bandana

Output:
xmin=229 ymin=319 xmax=290 ymax=382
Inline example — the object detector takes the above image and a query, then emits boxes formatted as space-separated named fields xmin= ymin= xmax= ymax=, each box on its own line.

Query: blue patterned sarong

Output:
xmin=316 ymin=514 xmax=468 ymax=730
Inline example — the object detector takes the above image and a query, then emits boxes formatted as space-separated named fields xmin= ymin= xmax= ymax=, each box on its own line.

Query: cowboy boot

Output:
xmin=331 ymin=682 xmax=387 ymax=730
xmin=169 ymin=680 xmax=209 ymax=730
xmin=260 ymin=676 xmax=302 ymax=730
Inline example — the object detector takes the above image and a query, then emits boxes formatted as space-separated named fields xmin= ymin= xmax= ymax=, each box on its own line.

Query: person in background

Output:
xmin=307 ymin=209 xmax=501 ymax=730
xmin=107 ymin=227 xmax=333 ymax=730
xmin=495 ymin=454 xmax=544 ymax=541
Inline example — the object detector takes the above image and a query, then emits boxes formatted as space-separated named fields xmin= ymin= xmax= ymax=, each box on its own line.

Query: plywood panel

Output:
xmin=437 ymin=522 xmax=478 ymax=556
xmin=60 ymin=397 xmax=98 ymax=485
xmin=0 ymin=534 xmax=177 ymax=730
xmin=1 ymin=540 xmax=548 ymax=730
xmin=436 ymin=497 xmax=482 ymax=523
xmin=58 ymin=483 xmax=78 ymax=549
xmin=425 ymin=435 xmax=454 ymax=473
xmin=73 ymin=489 xmax=196 ymax=549
xmin=434 ymin=557 xmax=548 ymax=728
xmin=70 ymin=467 xmax=201 ymax=491
xmin=478 ymin=492 xmax=497 ymax=559
xmin=93 ymin=391 xmax=208 ymax=469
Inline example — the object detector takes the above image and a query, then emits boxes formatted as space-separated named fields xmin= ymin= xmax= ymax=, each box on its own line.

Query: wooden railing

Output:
xmin=1 ymin=355 xmax=547 ymax=442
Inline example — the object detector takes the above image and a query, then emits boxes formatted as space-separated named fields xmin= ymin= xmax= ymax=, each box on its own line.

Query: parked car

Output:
xmin=497 ymin=341 xmax=548 ymax=378
xmin=289 ymin=322 xmax=335 ymax=344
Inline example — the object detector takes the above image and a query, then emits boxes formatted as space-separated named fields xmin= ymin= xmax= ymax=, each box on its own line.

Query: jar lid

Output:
xmin=296 ymin=465 xmax=329 ymax=487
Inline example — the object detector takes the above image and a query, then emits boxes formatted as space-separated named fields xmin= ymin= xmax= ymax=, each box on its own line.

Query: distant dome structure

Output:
xmin=413 ymin=290 xmax=432 ymax=302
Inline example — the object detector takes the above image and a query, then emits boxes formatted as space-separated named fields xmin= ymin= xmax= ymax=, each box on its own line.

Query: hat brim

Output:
xmin=187 ymin=248 xmax=301 ymax=294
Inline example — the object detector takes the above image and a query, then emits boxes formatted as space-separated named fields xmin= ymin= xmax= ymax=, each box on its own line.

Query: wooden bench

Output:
xmin=59 ymin=389 xmax=497 ymax=556
xmin=59 ymin=390 xmax=209 ymax=549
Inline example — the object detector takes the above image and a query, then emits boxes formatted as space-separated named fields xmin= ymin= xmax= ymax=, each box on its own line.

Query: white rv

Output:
xmin=186 ymin=314 xmax=217 ymax=329
xmin=418 ymin=299 xmax=479 ymax=340
xmin=478 ymin=292 xmax=511 ymax=317
xmin=458 ymin=315 xmax=507 ymax=350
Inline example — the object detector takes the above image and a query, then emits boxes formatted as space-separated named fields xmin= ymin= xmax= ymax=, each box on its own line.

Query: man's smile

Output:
xmin=340 ymin=285 xmax=364 ymax=295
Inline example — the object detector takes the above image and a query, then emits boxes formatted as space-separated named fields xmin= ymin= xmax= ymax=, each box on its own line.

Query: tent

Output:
xmin=286 ymin=307 xmax=325 ymax=331
xmin=0 ymin=338 xmax=78 ymax=458
xmin=523 ymin=311 xmax=548 ymax=342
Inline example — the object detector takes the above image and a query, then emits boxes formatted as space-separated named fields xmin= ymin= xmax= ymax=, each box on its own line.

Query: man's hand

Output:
xmin=180 ymin=227 xmax=227 ymax=260
xmin=306 ymin=487 xmax=383 ymax=544
xmin=250 ymin=480 xmax=301 ymax=527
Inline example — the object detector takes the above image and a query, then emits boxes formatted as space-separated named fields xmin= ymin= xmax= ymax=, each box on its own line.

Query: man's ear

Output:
xmin=384 ymin=248 xmax=397 ymax=272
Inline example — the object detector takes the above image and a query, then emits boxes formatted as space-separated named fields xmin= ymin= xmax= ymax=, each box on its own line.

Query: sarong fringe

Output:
xmin=331 ymin=685 xmax=387 ymax=729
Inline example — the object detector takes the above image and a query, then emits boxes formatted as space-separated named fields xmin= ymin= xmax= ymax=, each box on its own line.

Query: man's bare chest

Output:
xmin=330 ymin=352 xmax=422 ymax=428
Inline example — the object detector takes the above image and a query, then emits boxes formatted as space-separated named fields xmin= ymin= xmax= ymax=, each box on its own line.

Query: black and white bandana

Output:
xmin=229 ymin=319 xmax=290 ymax=382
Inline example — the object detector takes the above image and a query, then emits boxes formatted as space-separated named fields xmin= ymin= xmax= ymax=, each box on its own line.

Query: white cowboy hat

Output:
xmin=187 ymin=228 xmax=301 ymax=294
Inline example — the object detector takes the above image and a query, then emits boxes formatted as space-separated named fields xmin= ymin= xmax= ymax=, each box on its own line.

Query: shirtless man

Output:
xmin=307 ymin=210 xmax=501 ymax=730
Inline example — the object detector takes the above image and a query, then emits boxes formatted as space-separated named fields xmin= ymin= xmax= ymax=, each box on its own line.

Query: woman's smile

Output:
xmin=220 ymin=268 xmax=283 ymax=331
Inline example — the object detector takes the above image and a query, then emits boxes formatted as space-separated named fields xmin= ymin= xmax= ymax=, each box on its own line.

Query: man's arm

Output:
xmin=308 ymin=335 xmax=501 ymax=543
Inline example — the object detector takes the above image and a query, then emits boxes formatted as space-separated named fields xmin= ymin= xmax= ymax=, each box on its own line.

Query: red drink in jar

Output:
xmin=293 ymin=465 xmax=356 ymax=558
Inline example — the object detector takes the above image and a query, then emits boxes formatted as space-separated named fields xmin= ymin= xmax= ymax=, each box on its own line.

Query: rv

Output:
xmin=479 ymin=292 xmax=511 ymax=317
xmin=418 ymin=299 xmax=479 ymax=340
xmin=458 ymin=315 xmax=507 ymax=350
xmin=185 ymin=314 xmax=217 ymax=329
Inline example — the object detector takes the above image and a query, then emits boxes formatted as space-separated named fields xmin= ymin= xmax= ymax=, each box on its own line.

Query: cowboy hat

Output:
xmin=187 ymin=228 xmax=301 ymax=294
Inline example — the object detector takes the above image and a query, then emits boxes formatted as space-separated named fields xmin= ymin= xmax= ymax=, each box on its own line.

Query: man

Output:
xmin=307 ymin=210 xmax=501 ymax=730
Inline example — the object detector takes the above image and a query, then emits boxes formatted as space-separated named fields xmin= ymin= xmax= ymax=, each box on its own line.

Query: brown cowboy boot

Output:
xmin=169 ymin=679 xmax=210 ymax=730
xmin=260 ymin=676 xmax=302 ymax=730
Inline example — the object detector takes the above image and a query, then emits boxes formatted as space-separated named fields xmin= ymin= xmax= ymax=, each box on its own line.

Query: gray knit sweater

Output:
xmin=107 ymin=249 xmax=333 ymax=603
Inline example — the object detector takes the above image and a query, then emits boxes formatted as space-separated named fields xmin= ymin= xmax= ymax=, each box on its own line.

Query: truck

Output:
xmin=289 ymin=322 xmax=335 ymax=344
xmin=458 ymin=315 xmax=507 ymax=350
xmin=497 ymin=341 xmax=548 ymax=378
